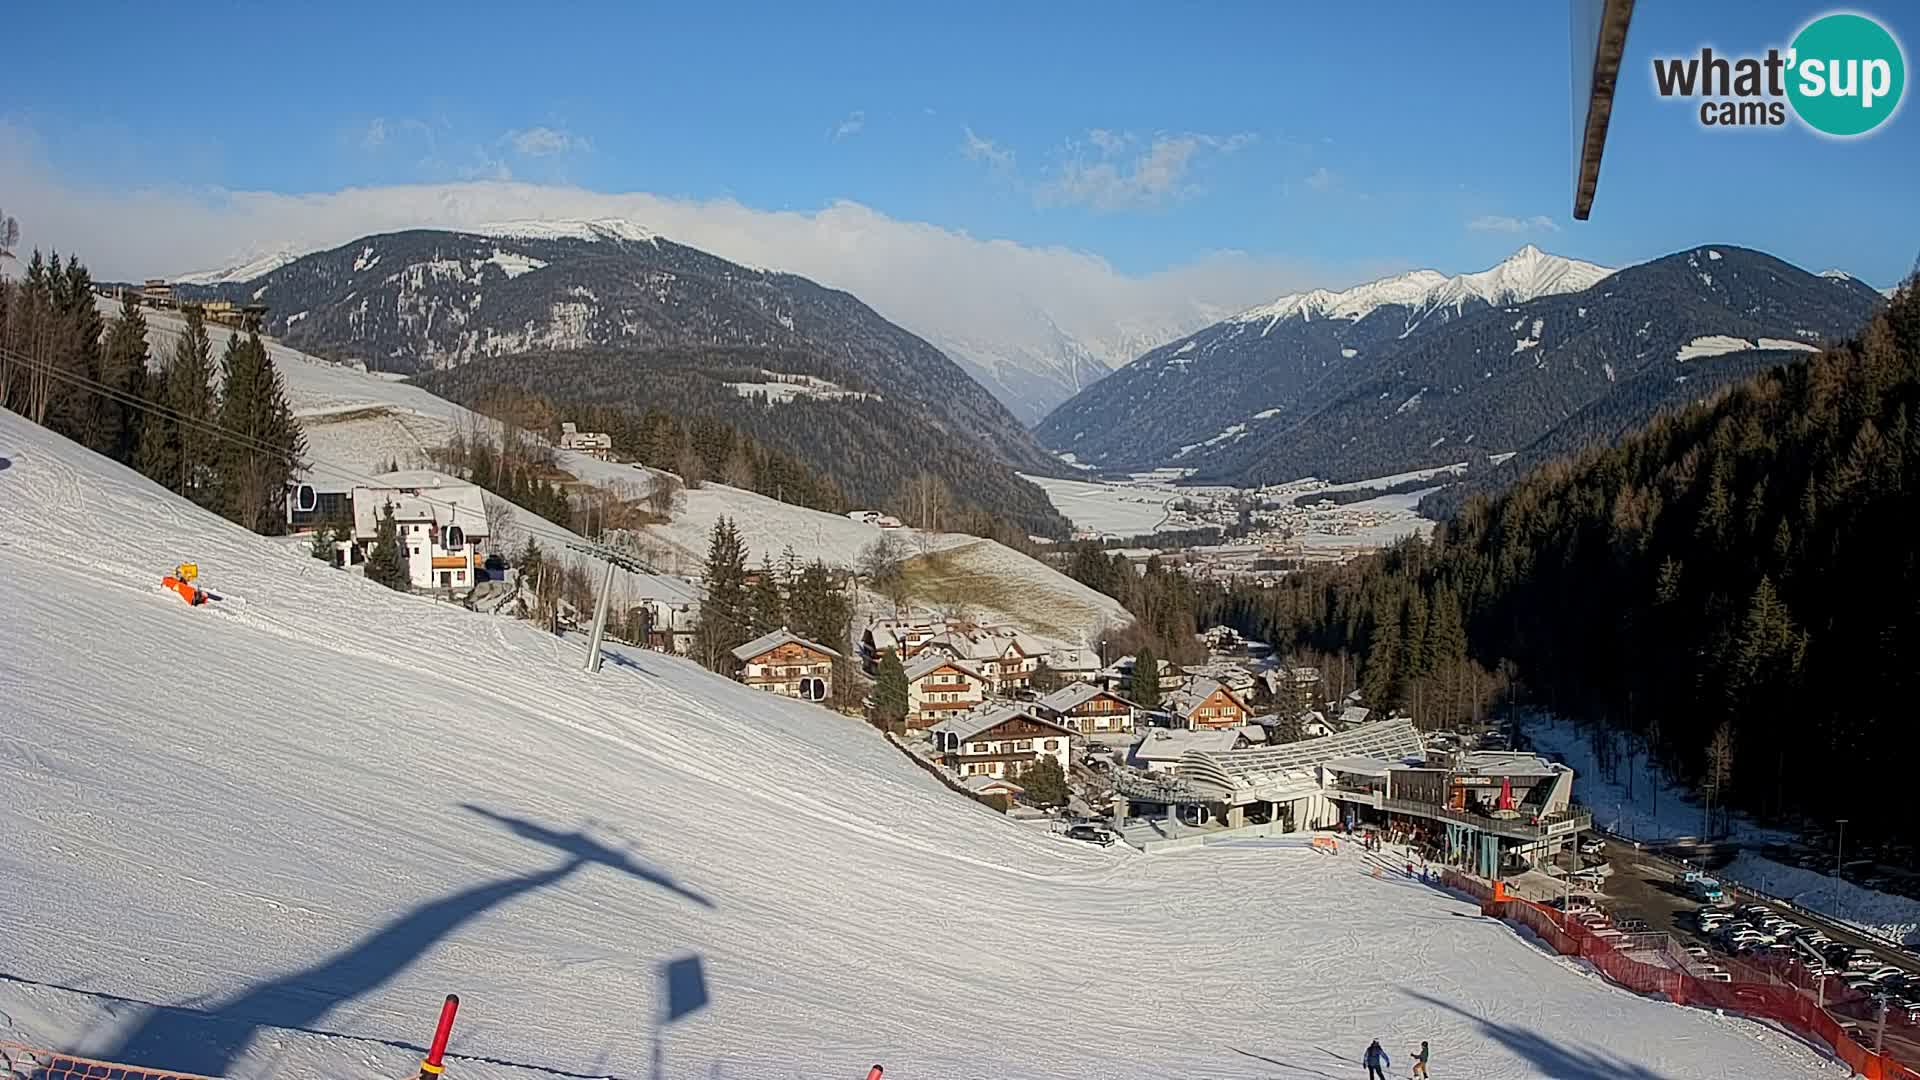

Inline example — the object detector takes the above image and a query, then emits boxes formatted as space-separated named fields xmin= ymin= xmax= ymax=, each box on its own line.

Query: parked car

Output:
xmin=1580 ymin=838 xmax=1606 ymax=855
xmin=1064 ymin=824 xmax=1116 ymax=847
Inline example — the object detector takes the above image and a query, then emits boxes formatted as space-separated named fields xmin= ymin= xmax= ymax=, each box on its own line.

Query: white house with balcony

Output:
xmin=350 ymin=470 xmax=489 ymax=592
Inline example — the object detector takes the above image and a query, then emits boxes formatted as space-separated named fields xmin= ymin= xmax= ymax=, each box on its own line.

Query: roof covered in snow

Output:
xmin=731 ymin=627 xmax=842 ymax=663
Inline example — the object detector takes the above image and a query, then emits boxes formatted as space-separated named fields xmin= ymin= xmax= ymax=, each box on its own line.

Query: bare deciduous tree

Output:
xmin=1704 ymin=721 xmax=1736 ymax=839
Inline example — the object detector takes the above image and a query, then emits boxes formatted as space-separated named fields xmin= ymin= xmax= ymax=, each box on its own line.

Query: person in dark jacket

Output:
xmin=1411 ymin=1040 xmax=1430 ymax=1078
xmin=1364 ymin=1039 xmax=1390 ymax=1080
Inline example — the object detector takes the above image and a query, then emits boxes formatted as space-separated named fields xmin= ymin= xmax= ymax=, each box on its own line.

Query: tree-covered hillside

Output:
xmin=1212 ymin=280 xmax=1920 ymax=836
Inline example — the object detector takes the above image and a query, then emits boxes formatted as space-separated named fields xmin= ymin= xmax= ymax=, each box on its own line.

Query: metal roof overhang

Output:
xmin=1572 ymin=0 xmax=1636 ymax=220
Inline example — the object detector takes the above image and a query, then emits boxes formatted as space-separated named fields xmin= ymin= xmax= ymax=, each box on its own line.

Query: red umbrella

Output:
xmin=1498 ymin=776 xmax=1513 ymax=811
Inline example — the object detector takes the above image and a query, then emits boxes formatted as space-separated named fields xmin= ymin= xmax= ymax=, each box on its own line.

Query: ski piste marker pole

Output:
xmin=419 ymin=994 xmax=460 ymax=1078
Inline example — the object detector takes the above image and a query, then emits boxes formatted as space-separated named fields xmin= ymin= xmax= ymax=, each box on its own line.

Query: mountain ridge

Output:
xmin=1037 ymin=245 xmax=1884 ymax=487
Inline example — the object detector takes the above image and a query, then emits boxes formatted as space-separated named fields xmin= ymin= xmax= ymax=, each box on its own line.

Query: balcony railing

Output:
xmin=1378 ymin=797 xmax=1593 ymax=840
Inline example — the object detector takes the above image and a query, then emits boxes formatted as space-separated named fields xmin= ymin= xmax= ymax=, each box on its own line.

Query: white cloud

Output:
xmin=505 ymin=127 xmax=590 ymax=157
xmin=0 ymin=121 xmax=1400 ymax=376
xmin=1304 ymin=166 xmax=1336 ymax=192
xmin=363 ymin=118 xmax=388 ymax=150
xmin=831 ymin=110 xmax=866 ymax=142
xmin=1036 ymin=131 xmax=1255 ymax=211
xmin=1087 ymin=129 xmax=1133 ymax=157
xmin=1467 ymin=214 xmax=1561 ymax=234
xmin=961 ymin=126 xmax=1015 ymax=173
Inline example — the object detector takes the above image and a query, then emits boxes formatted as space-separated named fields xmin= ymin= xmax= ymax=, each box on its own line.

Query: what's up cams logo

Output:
xmin=1652 ymin=11 xmax=1906 ymax=136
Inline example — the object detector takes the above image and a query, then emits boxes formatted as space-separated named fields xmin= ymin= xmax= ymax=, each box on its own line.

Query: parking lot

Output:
xmin=1589 ymin=833 xmax=1920 ymax=1067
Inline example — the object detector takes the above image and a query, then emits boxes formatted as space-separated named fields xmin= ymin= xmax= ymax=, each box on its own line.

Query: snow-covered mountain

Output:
xmin=177 ymin=225 xmax=1071 ymax=532
xmin=166 ymin=218 xmax=1212 ymax=427
xmin=171 ymin=248 xmax=302 ymax=285
xmin=1038 ymin=245 xmax=1886 ymax=483
xmin=1036 ymin=246 xmax=1615 ymax=467
xmin=1227 ymin=245 xmax=1613 ymax=332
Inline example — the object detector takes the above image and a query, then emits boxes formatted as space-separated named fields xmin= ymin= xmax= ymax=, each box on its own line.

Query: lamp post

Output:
xmin=1836 ymin=818 xmax=1849 ymax=913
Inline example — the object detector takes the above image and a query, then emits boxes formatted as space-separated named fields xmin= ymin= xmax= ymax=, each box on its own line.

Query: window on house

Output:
xmin=438 ymin=571 xmax=452 ymax=588
xmin=1043 ymin=739 xmax=1057 ymax=751
xmin=1015 ymin=740 xmax=1031 ymax=751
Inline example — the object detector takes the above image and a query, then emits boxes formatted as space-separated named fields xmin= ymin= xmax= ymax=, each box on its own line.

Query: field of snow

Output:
xmin=1019 ymin=473 xmax=1176 ymax=536
xmin=0 ymin=412 xmax=1855 ymax=1079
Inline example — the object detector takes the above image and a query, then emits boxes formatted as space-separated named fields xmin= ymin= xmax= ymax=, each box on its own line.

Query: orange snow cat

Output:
xmin=162 ymin=562 xmax=207 ymax=606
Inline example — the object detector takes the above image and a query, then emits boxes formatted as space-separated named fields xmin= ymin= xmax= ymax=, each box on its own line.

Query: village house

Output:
xmin=861 ymin=616 xmax=942 ymax=670
xmin=626 ymin=574 xmax=702 ymax=656
xmin=1279 ymin=666 xmax=1323 ymax=712
xmin=1043 ymin=646 xmax=1101 ymax=684
xmin=558 ymin=422 xmax=613 ymax=460
xmin=348 ymin=471 xmax=490 ymax=592
xmin=929 ymin=704 xmax=1076 ymax=781
xmin=916 ymin=628 xmax=1044 ymax=695
xmin=1095 ymin=655 xmax=1187 ymax=698
xmin=731 ymin=628 xmax=839 ymax=702
xmin=904 ymin=653 xmax=990 ymax=728
xmin=1161 ymin=676 xmax=1255 ymax=731
xmin=1035 ymin=682 xmax=1140 ymax=739
xmin=960 ymin=773 xmax=1025 ymax=809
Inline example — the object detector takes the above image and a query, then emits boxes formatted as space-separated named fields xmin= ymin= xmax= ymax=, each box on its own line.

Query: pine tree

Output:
xmin=1132 ymin=646 xmax=1161 ymax=710
xmin=748 ymin=555 xmax=785 ymax=636
xmin=309 ymin=524 xmax=337 ymax=562
xmin=789 ymin=560 xmax=851 ymax=652
xmin=138 ymin=306 xmax=217 ymax=503
xmin=695 ymin=516 xmax=750 ymax=671
xmin=215 ymin=328 xmax=305 ymax=534
xmin=99 ymin=293 xmax=151 ymax=465
xmin=363 ymin=503 xmax=412 ymax=592
xmin=873 ymin=648 xmax=909 ymax=728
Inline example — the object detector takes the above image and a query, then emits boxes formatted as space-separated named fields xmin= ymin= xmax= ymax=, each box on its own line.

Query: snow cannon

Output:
xmin=162 ymin=562 xmax=206 ymax=606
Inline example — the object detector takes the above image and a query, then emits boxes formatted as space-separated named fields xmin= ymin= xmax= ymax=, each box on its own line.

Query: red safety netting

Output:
xmin=0 ymin=1043 xmax=222 ymax=1080
xmin=1437 ymin=869 xmax=1920 ymax=1080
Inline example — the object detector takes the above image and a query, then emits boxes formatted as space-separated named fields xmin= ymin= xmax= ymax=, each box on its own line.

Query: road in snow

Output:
xmin=1527 ymin=713 xmax=1920 ymax=946
xmin=0 ymin=412 xmax=1849 ymax=1080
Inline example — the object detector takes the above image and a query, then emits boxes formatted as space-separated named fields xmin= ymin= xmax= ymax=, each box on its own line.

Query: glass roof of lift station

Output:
xmin=1172 ymin=719 xmax=1428 ymax=802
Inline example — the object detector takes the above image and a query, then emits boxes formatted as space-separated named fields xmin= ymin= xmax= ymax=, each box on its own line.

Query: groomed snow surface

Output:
xmin=0 ymin=412 xmax=1852 ymax=1080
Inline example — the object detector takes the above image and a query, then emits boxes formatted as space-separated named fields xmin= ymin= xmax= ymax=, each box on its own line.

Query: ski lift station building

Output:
xmin=1111 ymin=718 xmax=1590 ymax=872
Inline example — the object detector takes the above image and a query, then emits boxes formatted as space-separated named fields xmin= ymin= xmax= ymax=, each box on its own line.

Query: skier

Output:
xmin=1411 ymin=1040 xmax=1430 ymax=1078
xmin=1364 ymin=1038 xmax=1390 ymax=1080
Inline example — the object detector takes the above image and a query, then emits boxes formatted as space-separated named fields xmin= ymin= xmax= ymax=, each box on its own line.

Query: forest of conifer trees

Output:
xmin=1 ymin=250 xmax=304 ymax=537
xmin=1212 ymin=282 xmax=1920 ymax=838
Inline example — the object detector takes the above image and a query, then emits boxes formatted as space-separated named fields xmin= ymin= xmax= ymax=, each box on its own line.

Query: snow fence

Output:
xmin=0 ymin=1042 xmax=219 ymax=1079
xmin=1442 ymin=868 xmax=1920 ymax=1080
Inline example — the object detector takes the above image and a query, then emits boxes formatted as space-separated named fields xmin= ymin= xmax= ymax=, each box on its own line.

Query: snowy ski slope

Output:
xmin=0 ymin=413 xmax=1848 ymax=1079
xmin=105 ymin=299 xmax=1128 ymax=638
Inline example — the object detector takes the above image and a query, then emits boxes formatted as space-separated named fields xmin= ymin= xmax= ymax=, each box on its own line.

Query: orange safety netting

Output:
xmin=0 ymin=1043 xmax=222 ymax=1080
xmin=1439 ymin=869 xmax=1920 ymax=1080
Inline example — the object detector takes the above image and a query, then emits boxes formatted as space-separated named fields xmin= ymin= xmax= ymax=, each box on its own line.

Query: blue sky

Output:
xmin=4 ymin=1 xmax=1915 ymax=295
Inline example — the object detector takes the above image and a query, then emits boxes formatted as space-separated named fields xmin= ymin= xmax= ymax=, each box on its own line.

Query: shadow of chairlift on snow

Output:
xmin=1400 ymin=988 xmax=1674 ymax=1080
xmin=98 ymin=805 xmax=712 ymax=1077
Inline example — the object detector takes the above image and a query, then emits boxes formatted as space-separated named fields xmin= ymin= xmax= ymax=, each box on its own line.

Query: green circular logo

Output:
xmin=1787 ymin=13 xmax=1906 ymax=136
